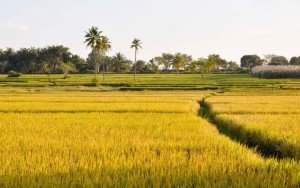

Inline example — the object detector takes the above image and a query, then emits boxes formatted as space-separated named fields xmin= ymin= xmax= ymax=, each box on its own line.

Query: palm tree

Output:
xmin=84 ymin=26 xmax=102 ymax=78
xmin=130 ymin=38 xmax=142 ymax=82
xmin=97 ymin=36 xmax=111 ymax=82
xmin=173 ymin=53 xmax=186 ymax=75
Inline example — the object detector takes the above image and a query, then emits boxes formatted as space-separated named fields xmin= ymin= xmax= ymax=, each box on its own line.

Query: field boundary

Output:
xmin=199 ymin=98 xmax=292 ymax=160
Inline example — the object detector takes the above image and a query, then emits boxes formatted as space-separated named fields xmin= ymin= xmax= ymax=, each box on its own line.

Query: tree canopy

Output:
xmin=269 ymin=56 xmax=289 ymax=65
xmin=241 ymin=55 xmax=264 ymax=69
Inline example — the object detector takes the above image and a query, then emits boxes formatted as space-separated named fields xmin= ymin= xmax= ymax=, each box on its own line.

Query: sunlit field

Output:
xmin=0 ymin=89 xmax=299 ymax=187
xmin=0 ymin=75 xmax=300 ymax=187
xmin=3 ymin=0 xmax=300 ymax=186
xmin=204 ymin=91 xmax=300 ymax=160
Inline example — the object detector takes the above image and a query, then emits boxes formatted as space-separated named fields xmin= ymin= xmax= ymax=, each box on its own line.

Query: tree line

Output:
xmin=1 ymin=26 xmax=299 ymax=77
xmin=241 ymin=54 xmax=300 ymax=69
xmin=1 ymin=46 xmax=299 ymax=76
xmin=0 ymin=48 xmax=240 ymax=75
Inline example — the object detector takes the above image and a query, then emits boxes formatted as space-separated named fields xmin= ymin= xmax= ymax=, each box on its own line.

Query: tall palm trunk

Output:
xmin=134 ymin=48 xmax=137 ymax=82
xmin=92 ymin=50 xmax=97 ymax=79
xmin=102 ymin=58 xmax=105 ymax=82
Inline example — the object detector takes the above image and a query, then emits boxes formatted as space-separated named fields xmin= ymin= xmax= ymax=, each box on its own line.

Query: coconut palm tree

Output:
xmin=84 ymin=26 xmax=102 ymax=78
xmin=97 ymin=36 xmax=111 ymax=82
xmin=173 ymin=53 xmax=186 ymax=75
xmin=130 ymin=38 xmax=142 ymax=82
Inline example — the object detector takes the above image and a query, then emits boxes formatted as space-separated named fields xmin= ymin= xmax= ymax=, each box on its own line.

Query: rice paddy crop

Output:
xmin=0 ymin=74 xmax=299 ymax=90
xmin=216 ymin=114 xmax=300 ymax=159
xmin=208 ymin=103 xmax=300 ymax=114
xmin=205 ymin=92 xmax=300 ymax=160
xmin=0 ymin=90 xmax=300 ymax=187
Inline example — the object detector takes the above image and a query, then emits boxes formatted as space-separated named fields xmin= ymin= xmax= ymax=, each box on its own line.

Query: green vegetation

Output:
xmin=0 ymin=74 xmax=299 ymax=90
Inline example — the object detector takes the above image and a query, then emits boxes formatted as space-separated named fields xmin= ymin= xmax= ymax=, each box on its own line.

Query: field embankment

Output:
xmin=202 ymin=91 xmax=300 ymax=159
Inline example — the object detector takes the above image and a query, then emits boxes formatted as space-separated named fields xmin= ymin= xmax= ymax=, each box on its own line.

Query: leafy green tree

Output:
xmin=0 ymin=46 xmax=84 ymax=74
xmin=103 ymin=56 xmax=113 ymax=73
xmin=149 ymin=58 xmax=162 ymax=77
xmin=153 ymin=57 xmax=167 ymax=70
xmin=133 ymin=60 xmax=152 ymax=73
xmin=227 ymin=61 xmax=239 ymax=71
xmin=209 ymin=54 xmax=227 ymax=69
xmin=131 ymin=38 xmax=142 ymax=82
xmin=187 ymin=60 xmax=198 ymax=73
xmin=84 ymin=26 xmax=102 ymax=78
xmin=0 ymin=49 xmax=7 ymax=73
xmin=203 ymin=56 xmax=218 ymax=77
xmin=86 ymin=50 xmax=102 ymax=73
xmin=0 ymin=61 xmax=8 ymax=74
xmin=263 ymin=54 xmax=277 ymax=64
xmin=111 ymin=53 xmax=131 ymax=73
xmin=0 ymin=49 xmax=8 ymax=74
xmin=39 ymin=46 xmax=72 ymax=73
xmin=2 ymin=48 xmax=16 ymax=72
xmin=182 ymin=54 xmax=193 ymax=71
xmin=241 ymin=55 xmax=264 ymax=69
xmin=269 ymin=56 xmax=289 ymax=65
xmin=70 ymin=55 xmax=87 ymax=73
xmin=161 ymin=53 xmax=174 ymax=70
xmin=39 ymin=46 xmax=76 ymax=84
xmin=188 ymin=58 xmax=216 ymax=79
xmin=14 ymin=48 xmax=39 ymax=73
xmin=172 ymin=53 xmax=186 ymax=75
xmin=290 ymin=56 xmax=300 ymax=65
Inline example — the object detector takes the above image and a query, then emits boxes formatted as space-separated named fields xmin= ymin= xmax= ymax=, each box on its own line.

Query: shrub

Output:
xmin=7 ymin=70 xmax=22 ymax=78
xmin=91 ymin=77 xmax=100 ymax=86
xmin=252 ymin=66 xmax=300 ymax=79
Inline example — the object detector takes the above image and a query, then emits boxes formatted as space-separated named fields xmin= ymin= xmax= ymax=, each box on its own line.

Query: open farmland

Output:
xmin=203 ymin=90 xmax=300 ymax=159
xmin=0 ymin=90 xmax=299 ymax=187
xmin=0 ymin=74 xmax=300 ymax=90
xmin=0 ymin=75 xmax=300 ymax=187
xmin=3 ymin=0 xmax=300 ymax=186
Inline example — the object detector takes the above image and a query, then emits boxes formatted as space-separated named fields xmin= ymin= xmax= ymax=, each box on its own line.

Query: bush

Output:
xmin=252 ymin=66 xmax=300 ymax=79
xmin=91 ymin=77 xmax=100 ymax=86
xmin=7 ymin=70 xmax=22 ymax=77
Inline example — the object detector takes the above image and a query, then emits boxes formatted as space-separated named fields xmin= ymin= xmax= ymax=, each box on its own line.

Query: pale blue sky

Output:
xmin=1 ymin=0 xmax=300 ymax=63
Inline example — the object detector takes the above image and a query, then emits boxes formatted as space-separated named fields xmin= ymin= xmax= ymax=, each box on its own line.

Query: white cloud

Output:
xmin=7 ymin=22 xmax=30 ymax=32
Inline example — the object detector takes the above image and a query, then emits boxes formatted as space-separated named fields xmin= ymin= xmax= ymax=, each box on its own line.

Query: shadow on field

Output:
xmin=198 ymin=98 xmax=284 ymax=160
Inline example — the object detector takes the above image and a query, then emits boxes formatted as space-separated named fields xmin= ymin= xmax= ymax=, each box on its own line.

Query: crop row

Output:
xmin=0 ymin=112 xmax=300 ymax=187
xmin=0 ymin=101 xmax=199 ymax=114
xmin=205 ymin=93 xmax=300 ymax=159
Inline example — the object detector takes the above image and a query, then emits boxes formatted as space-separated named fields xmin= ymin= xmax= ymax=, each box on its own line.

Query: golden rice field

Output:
xmin=217 ymin=114 xmax=300 ymax=158
xmin=0 ymin=89 xmax=300 ymax=187
xmin=205 ymin=91 xmax=300 ymax=160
